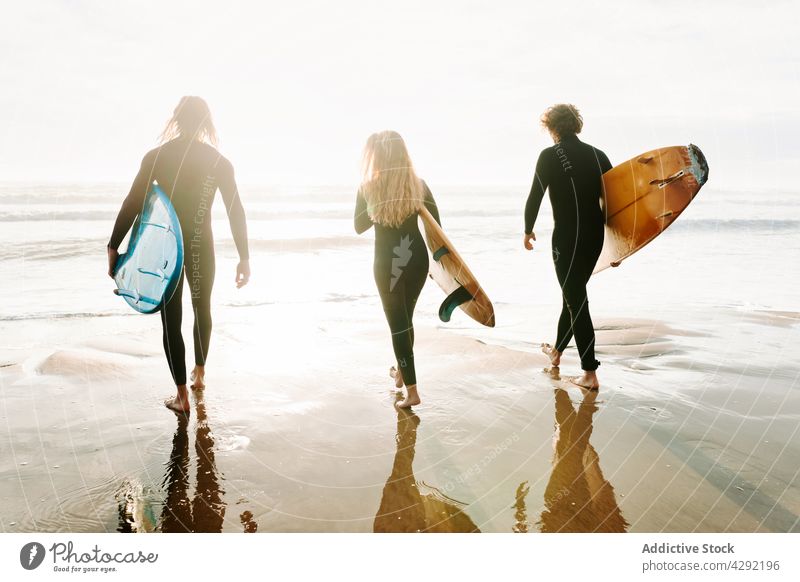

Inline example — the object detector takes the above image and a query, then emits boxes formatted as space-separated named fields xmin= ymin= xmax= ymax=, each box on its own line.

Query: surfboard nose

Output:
xmin=688 ymin=144 xmax=709 ymax=186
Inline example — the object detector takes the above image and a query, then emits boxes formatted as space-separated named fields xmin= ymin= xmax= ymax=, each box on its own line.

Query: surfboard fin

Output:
xmin=438 ymin=285 xmax=474 ymax=323
xmin=114 ymin=289 xmax=160 ymax=306
xmin=137 ymin=267 xmax=167 ymax=280
xmin=141 ymin=220 xmax=179 ymax=239
xmin=141 ymin=221 xmax=169 ymax=230
xmin=649 ymin=170 xmax=685 ymax=189
xmin=432 ymin=246 xmax=450 ymax=262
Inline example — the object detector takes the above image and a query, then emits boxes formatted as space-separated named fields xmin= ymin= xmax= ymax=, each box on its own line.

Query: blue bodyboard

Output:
xmin=113 ymin=183 xmax=184 ymax=313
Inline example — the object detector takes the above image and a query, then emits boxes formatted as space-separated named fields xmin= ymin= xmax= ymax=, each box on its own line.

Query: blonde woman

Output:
xmin=355 ymin=131 xmax=440 ymax=408
xmin=107 ymin=96 xmax=250 ymax=414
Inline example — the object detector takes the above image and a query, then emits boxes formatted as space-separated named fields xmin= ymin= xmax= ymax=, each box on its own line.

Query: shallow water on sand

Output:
xmin=1 ymin=299 xmax=798 ymax=533
xmin=1 ymin=183 xmax=799 ymax=532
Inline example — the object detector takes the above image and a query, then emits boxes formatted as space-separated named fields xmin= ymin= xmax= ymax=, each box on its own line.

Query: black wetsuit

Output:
xmin=354 ymin=182 xmax=441 ymax=386
xmin=109 ymin=138 xmax=249 ymax=386
xmin=525 ymin=134 xmax=611 ymax=371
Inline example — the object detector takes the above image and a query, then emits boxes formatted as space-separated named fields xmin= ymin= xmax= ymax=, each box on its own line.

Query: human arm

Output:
xmin=354 ymin=189 xmax=373 ymax=234
xmin=595 ymin=149 xmax=613 ymax=212
xmin=106 ymin=246 xmax=119 ymax=279
xmin=107 ymin=152 xmax=155 ymax=277
xmin=421 ymin=180 xmax=441 ymax=226
xmin=523 ymin=149 xmax=551 ymax=249
xmin=217 ymin=158 xmax=250 ymax=287
xmin=596 ymin=149 xmax=612 ymax=174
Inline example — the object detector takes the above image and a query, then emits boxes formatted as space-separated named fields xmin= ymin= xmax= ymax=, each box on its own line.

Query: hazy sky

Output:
xmin=1 ymin=0 xmax=798 ymax=189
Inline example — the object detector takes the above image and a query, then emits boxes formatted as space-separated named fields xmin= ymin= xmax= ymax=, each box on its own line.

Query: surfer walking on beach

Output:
xmin=523 ymin=104 xmax=611 ymax=389
xmin=107 ymin=96 xmax=250 ymax=414
xmin=354 ymin=131 xmax=441 ymax=408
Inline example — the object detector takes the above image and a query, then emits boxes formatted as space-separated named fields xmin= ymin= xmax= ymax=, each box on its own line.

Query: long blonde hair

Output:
xmin=159 ymin=96 xmax=218 ymax=146
xmin=360 ymin=131 xmax=424 ymax=228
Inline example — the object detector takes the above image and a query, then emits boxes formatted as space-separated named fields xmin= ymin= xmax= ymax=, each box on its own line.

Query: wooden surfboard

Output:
xmin=595 ymin=144 xmax=709 ymax=274
xmin=419 ymin=206 xmax=495 ymax=327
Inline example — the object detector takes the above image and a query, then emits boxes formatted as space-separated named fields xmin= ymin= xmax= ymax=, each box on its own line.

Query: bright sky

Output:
xmin=0 ymin=0 xmax=797 ymax=189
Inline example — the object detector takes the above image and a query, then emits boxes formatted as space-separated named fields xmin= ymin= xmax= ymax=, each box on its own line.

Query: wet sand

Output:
xmin=1 ymin=299 xmax=799 ymax=533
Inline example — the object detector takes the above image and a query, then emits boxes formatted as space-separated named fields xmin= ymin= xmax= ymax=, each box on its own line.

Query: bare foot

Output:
xmin=190 ymin=366 xmax=205 ymax=390
xmin=541 ymin=343 xmax=561 ymax=367
xmin=396 ymin=385 xmax=421 ymax=409
xmin=389 ymin=366 xmax=404 ymax=389
xmin=165 ymin=387 xmax=191 ymax=414
xmin=570 ymin=371 xmax=600 ymax=390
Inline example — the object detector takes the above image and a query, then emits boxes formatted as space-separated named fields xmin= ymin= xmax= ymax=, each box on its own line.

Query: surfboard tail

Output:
xmin=688 ymin=143 xmax=709 ymax=187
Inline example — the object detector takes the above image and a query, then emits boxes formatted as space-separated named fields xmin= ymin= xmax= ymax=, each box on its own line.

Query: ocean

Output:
xmin=1 ymin=182 xmax=799 ymax=532
xmin=2 ymin=182 xmax=798 ymax=320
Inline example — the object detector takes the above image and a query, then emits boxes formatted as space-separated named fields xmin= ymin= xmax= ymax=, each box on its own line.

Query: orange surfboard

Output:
xmin=595 ymin=144 xmax=709 ymax=274
xmin=419 ymin=207 xmax=495 ymax=327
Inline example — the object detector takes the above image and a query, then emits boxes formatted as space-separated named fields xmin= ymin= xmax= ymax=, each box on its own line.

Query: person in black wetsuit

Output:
xmin=355 ymin=131 xmax=441 ymax=408
xmin=107 ymin=96 xmax=250 ymax=414
xmin=523 ymin=104 xmax=611 ymax=389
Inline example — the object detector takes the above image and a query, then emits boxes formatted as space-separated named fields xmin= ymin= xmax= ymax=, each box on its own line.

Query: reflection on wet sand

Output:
xmin=117 ymin=390 xmax=258 ymax=533
xmin=512 ymin=481 xmax=531 ymax=533
xmin=535 ymin=386 xmax=628 ymax=532
xmin=374 ymin=402 xmax=480 ymax=533
xmin=160 ymin=391 xmax=227 ymax=532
